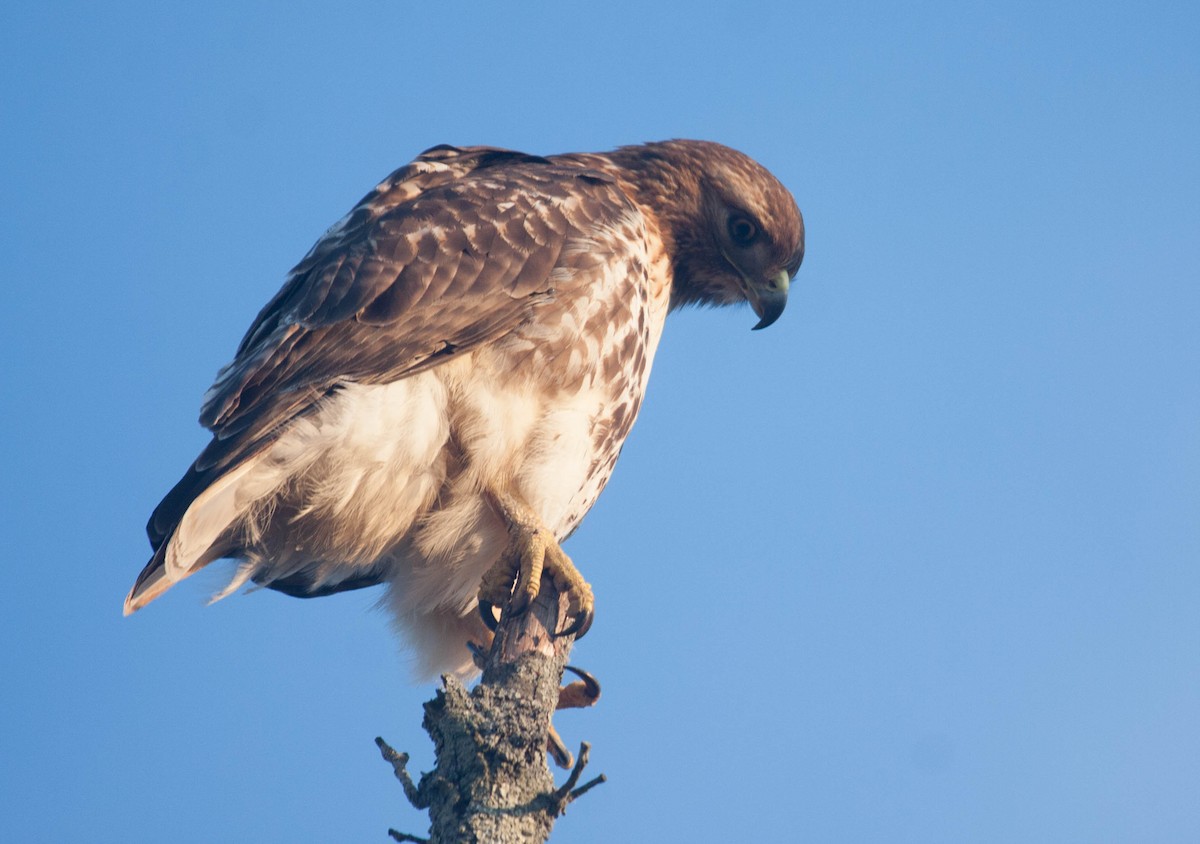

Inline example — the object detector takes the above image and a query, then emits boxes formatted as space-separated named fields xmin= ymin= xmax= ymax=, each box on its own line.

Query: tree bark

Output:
xmin=378 ymin=574 xmax=603 ymax=843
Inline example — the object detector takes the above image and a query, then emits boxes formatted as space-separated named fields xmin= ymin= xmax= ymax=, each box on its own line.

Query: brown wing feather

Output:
xmin=146 ymin=148 xmax=635 ymax=550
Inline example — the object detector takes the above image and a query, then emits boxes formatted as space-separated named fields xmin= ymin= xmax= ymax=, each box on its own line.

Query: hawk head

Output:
xmin=615 ymin=139 xmax=805 ymax=329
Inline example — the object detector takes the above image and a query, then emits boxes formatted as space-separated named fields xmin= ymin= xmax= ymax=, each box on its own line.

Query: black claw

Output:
xmin=547 ymin=727 xmax=574 ymax=770
xmin=478 ymin=600 xmax=500 ymax=632
xmin=563 ymin=665 xmax=601 ymax=702
xmin=575 ymin=611 xmax=594 ymax=639
xmin=556 ymin=609 xmax=593 ymax=640
xmin=558 ymin=664 xmax=601 ymax=711
xmin=507 ymin=590 xmax=531 ymax=618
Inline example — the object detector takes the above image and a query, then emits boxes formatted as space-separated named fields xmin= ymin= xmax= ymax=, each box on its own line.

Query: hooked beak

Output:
xmin=749 ymin=270 xmax=791 ymax=330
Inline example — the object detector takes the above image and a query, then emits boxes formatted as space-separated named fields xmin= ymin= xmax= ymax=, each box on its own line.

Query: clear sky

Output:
xmin=2 ymin=2 xmax=1197 ymax=842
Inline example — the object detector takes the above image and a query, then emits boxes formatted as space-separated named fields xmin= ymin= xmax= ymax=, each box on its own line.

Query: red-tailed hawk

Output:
xmin=125 ymin=140 xmax=805 ymax=676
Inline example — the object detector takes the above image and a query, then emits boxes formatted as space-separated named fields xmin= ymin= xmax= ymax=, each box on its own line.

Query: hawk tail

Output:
xmin=123 ymin=544 xmax=173 ymax=615
xmin=125 ymin=452 xmax=269 ymax=615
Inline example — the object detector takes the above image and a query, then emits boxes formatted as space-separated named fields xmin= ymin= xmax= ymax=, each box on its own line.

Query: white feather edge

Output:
xmin=123 ymin=454 xmax=267 ymax=615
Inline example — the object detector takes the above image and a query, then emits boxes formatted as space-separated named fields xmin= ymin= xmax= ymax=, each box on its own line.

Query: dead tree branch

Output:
xmin=378 ymin=574 xmax=605 ymax=842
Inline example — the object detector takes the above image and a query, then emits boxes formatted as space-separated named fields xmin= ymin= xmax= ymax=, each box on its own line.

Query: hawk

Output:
xmin=125 ymin=140 xmax=805 ymax=677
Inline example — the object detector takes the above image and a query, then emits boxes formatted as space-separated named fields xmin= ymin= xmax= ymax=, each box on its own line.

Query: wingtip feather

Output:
xmin=123 ymin=564 xmax=174 ymax=616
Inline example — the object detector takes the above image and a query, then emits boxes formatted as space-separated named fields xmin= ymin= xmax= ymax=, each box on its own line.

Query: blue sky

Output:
xmin=2 ymin=2 xmax=1197 ymax=841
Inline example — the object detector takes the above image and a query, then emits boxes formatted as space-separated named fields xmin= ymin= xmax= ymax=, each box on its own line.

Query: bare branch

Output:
xmin=375 ymin=737 xmax=430 ymax=810
xmin=546 ymin=742 xmax=608 ymax=816
xmin=379 ymin=574 xmax=605 ymax=842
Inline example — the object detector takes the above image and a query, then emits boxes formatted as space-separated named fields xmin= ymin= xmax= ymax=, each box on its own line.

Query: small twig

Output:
xmin=548 ymin=741 xmax=607 ymax=816
xmin=567 ymin=773 xmax=607 ymax=804
xmin=553 ymin=741 xmax=592 ymax=798
xmin=387 ymin=830 xmax=429 ymax=843
xmin=376 ymin=736 xmax=430 ymax=809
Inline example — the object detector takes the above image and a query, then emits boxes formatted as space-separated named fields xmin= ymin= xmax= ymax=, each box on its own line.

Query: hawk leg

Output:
xmin=478 ymin=490 xmax=595 ymax=639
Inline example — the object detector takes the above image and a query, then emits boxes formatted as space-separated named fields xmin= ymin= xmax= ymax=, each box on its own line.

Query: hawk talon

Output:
xmin=558 ymin=665 xmax=601 ymax=710
xmin=477 ymin=599 xmax=501 ymax=632
xmin=555 ymin=610 xmax=592 ymax=640
xmin=547 ymin=725 xmax=574 ymax=769
xmin=548 ymin=666 xmax=601 ymax=768
xmin=505 ymin=528 xmax=547 ymax=618
xmin=477 ymin=493 xmax=596 ymax=640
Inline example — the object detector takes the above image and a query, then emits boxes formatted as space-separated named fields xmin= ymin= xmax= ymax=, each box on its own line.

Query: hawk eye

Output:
xmin=727 ymin=215 xmax=758 ymax=246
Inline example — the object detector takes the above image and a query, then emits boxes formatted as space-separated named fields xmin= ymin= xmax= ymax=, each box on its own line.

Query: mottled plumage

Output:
xmin=126 ymin=140 xmax=804 ymax=676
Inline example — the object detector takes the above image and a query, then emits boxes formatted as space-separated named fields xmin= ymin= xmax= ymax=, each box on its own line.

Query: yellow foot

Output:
xmin=477 ymin=491 xmax=595 ymax=639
